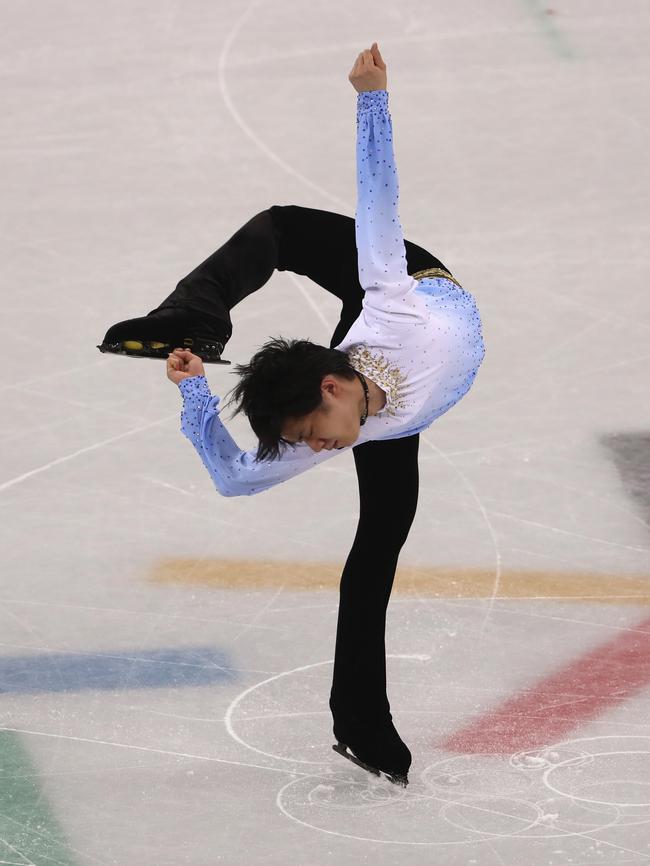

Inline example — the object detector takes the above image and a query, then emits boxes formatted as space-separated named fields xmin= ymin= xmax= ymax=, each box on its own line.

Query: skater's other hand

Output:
xmin=167 ymin=348 xmax=206 ymax=385
xmin=348 ymin=42 xmax=387 ymax=93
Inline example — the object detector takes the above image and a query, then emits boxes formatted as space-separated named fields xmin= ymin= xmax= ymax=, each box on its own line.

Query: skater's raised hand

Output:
xmin=167 ymin=348 xmax=206 ymax=385
xmin=348 ymin=42 xmax=387 ymax=93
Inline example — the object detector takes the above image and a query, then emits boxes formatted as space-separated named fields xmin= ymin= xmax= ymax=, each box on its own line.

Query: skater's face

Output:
xmin=281 ymin=375 xmax=364 ymax=453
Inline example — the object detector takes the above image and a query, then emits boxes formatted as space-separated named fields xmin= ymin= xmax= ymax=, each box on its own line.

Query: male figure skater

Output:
xmin=98 ymin=43 xmax=486 ymax=786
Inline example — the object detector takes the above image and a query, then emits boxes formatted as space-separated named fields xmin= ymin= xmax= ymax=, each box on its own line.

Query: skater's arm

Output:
xmin=351 ymin=46 xmax=418 ymax=313
xmin=178 ymin=375 xmax=348 ymax=497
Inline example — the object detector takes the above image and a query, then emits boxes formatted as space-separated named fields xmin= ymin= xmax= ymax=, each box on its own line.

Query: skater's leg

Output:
xmin=99 ymin=207 xmax=283 ymax=361
xmin=272 ymin=204 xmax=453 ymax=342
xmin=151 ymin=208 xmax=283 ymax=330
xmin=153 ymin=203 xmax=451 ymax=332
xmin=329 ymin=433 xmax=420 ymax=758
xmin=153 ymin=204 xmax=358 ymax=327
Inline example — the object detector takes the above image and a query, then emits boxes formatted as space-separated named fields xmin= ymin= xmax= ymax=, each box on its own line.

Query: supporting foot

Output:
xmin=332 ymin=741 xmax=409 ymax=787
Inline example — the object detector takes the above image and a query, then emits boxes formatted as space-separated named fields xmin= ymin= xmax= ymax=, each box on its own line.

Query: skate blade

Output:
xmin=96 ymin=341 xmax=231 ymax=365
xmin=332 ymin=742 xmax=409 ymax=787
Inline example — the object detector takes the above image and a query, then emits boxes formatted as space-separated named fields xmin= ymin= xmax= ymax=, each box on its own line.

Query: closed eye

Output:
xmin=284 ymin=429 xmax=308 ymax=446
xmin=294 ymin=428 xmax=310 ymax=445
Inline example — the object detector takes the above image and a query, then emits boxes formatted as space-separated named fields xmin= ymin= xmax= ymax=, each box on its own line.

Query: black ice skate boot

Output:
xmin=331 ymin=712 xmax=412 ymax=787
xmin=97 ymin=306 xmax=232 ymax=364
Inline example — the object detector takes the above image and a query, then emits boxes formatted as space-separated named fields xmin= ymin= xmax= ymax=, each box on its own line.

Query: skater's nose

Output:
xmin=308 ymin=439 xmax=334 ymax=452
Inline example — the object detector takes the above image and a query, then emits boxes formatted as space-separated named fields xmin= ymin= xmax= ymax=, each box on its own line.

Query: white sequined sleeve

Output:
xmin=355 ymin=89 xmax=418 ymax=312
xmin=178 ymin=375 xmax=347 ymax=497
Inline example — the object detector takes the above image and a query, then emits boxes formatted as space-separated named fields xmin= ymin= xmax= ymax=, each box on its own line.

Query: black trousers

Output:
xmin=155 ymin=205 xmax=450 ymax=727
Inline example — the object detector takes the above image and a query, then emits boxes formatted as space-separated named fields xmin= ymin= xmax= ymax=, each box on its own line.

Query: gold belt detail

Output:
xmin=411 ymin=266 xmax=462 ymax=288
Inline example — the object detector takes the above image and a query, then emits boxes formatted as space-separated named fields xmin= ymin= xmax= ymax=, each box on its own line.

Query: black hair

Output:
xmin=222 ymin=336 xmax=358 ymax=462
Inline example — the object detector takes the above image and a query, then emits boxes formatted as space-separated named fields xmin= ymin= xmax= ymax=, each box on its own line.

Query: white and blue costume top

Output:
xmin=177 ymin=89 xmax=486 ymax=497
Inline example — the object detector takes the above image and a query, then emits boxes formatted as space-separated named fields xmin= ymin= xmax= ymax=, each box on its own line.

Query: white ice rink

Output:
xmin=1 ymin=0 xmax=650 ymax=863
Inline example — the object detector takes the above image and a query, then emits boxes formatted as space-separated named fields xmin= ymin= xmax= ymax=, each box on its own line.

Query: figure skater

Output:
xmin=97 ymin=43 xmax=486 ymax=786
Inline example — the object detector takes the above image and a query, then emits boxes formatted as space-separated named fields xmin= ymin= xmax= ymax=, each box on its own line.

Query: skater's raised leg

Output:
xmin=97 ymin=207 xmax=283 ymax=364
xmin=97 ymin=204 xmax=450 ymax=363
xmin=151 ymin=207 xmax=283 ymax=330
